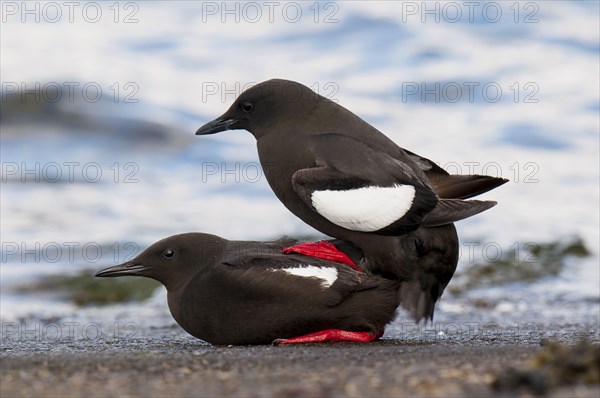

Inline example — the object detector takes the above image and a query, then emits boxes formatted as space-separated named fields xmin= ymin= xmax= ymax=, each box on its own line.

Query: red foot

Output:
xmin=274 ymin=329 xmax=382 ymax=345
xmin=282 ymin=241 xmax=362 ymax=272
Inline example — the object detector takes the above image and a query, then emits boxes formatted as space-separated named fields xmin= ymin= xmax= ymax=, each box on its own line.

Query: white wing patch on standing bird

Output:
xmin=311 ymin=184 xmax=416 ymax=232
xmin=280 ymin=266 xmax=338 ymax=288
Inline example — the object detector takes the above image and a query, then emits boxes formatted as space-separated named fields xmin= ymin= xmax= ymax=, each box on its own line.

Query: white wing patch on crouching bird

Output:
xmin=311 ymin=184 xmax=416 ymax=232
xmin=279 ymin=266 xmax=339 ymax=288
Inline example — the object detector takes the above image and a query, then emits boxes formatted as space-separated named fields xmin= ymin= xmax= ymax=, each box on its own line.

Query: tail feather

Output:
xmin=395 ymin=224 xmax=459 ymax=321
xmin=405 ymin=150 xmax=508 ymax=199
xmin=422 ymin=199 xmax=497 ymax=227
xmin=398 ymin=281 xmax=437 ymax=321
xmin=427 ymin=173 xmax=509 ymax=199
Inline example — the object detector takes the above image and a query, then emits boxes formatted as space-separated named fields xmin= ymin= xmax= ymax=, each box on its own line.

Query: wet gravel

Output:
xmin=2 ymin=322 xmax=599 ymax=397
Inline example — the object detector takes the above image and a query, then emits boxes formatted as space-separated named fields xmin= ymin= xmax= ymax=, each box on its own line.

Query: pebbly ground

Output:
xmin=1 ymin=322 xmax=599 ymax=398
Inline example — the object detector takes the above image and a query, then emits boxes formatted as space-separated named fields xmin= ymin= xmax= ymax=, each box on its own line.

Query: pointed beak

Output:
xmin=195 ymin=116 xmax=237 ymax=136
xmin=94 ymin=262 xmax=149 ymax=277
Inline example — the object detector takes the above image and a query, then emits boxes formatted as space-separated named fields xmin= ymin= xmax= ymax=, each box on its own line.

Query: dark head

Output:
xmin=195 ymin=79 xmax=332 ymax=139
xmin=95 ymin=233 xmax=227 ymax=292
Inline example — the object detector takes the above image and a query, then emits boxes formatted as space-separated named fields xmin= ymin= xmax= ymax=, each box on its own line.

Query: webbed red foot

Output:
xmin=282 ymin=240 xmax=362 ymax=272
xmin=273 ymin=329 xmax=382 ymax=345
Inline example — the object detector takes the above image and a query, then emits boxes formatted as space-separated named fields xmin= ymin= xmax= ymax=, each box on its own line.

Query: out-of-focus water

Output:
xmin=1 ymin=1 xmax=598 ymax=328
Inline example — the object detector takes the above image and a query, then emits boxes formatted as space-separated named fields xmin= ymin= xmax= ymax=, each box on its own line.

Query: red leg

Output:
xmin=282 ymin=240 xmax=362 ymax=272
xmin=274 ymin=329 xmax=382 ymax=345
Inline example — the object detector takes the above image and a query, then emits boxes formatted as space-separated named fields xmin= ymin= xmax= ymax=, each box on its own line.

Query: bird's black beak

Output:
xmin=94 ymin=261 xmax=149 ymax=277
xmin=195 ymin=116 xmax=237 ymax=136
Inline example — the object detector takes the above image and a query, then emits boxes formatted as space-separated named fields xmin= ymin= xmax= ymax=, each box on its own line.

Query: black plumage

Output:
xmin=95 ymin=233 xmax=400 ymax=345
xmin=195 ymin=79 xmax=506 ymax=319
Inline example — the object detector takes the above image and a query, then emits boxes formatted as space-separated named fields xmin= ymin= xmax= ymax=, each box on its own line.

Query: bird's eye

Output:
xmin=163 ymin=249 xmax=175 ymax=259
xmin=241 ymin=101 xmax=253 ymax=113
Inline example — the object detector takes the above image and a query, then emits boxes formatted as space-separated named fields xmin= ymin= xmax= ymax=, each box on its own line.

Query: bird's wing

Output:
xmin=292 ymin=133 xmax=438 ymax=234
xmin=221 ymin=255 xmax=379 ymax=307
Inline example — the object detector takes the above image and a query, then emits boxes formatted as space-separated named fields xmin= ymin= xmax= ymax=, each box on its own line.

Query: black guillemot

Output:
xmin=194 ymin=79 xmax=506 ymax=293
xmin=95 ymin=233 xmax=400 ymax=345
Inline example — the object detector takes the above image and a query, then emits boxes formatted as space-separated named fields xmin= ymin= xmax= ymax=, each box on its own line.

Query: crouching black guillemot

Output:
xmin=95 ymin=233 xmax=400 ymax=345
